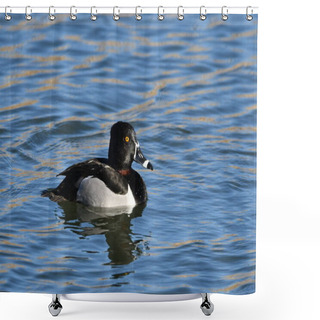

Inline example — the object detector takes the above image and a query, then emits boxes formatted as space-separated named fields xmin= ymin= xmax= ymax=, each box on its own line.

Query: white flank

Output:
xmin=77 ymin=177 xmax=136 ymax=208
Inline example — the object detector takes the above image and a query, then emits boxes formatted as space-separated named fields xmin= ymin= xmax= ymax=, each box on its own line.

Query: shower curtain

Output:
xmin=0 ymin=10 xmax=257 ymax=295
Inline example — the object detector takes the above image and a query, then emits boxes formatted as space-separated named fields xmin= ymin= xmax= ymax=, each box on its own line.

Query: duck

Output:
xmin=42 ymin=121 xmax=153 ymax=208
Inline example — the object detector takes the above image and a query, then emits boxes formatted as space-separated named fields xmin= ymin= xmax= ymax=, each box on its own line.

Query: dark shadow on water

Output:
xmin=58 ymin=202 xmax=147 ymax=266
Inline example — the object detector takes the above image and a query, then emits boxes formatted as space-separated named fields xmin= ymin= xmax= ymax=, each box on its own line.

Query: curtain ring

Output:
xmin=70 ymin=6 xmax=77 ymax=21
xmin=113 ymin=6 xmax=120 ymax=21
xmin=246 ymin=6 xmax=253 ymax=21
xmin=49 ymin=6 xmax=55 ymax=21
xmin=177 ymin=6 xmax=184 ymax=21
xmin=90 ymin=6 xmax=97 ymax=21
xmin=158 ymin=6 xmax=164 ymax=21
xmin=200 ymin=6 xmax=207 ymax=21
xmin=25 ymin=6 xmax=32 ymax=21
xmin=221 ymin=6 xmax=228 ymax=21
xmin=5 ymin=6 xmax=12 ymax=21
xmin=135 ymin=6 xmax=142 ymax=21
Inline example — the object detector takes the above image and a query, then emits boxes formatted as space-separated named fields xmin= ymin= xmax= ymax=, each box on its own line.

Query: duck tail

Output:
xmin=41 ymin=189 xmax=67 ymax=203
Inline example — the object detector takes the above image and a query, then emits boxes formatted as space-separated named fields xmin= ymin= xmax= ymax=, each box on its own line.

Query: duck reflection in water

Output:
xmin=58 ymin=201 xmax=147 ymax=265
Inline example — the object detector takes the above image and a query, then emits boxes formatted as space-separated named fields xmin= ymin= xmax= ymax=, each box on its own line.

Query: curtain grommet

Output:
xmin=221 ymin=6 xmax=228 ymax=21
xmin=113 ymin=6 xmax=120 ymax=21
xmin=158 ymin=6 xmax=164 ymax=21
xmin=49 ymin=6 xmax=56 ymax=21
xmin=25 ymin=6 xmax=32 ymax=21
xmin=246 ymin=6 xmax=253 ymax=21
xmin=177 ymin=6 xmax=184 ymax=21
xmin=90 ymin=7 xmax=97 ymax=21
xmin=5 ymin=6 xmax=12 ymax=21
xmin=70 ymin=6 xmax=77 ymax=21
xmin=200 ymin=6 xmax=207 ymax=21
xmin=135 ymin=6 xmax=142 ymax=21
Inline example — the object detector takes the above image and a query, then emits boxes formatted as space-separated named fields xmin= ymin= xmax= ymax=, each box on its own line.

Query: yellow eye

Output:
xmin=125 ymin=136 xmax=130 ymax=142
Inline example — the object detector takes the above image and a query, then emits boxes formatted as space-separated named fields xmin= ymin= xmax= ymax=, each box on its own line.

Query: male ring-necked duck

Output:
xmin=42 ymin=121 xmax=153 ymax=208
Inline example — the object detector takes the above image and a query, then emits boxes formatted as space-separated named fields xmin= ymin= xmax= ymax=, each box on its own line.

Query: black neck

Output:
xmin=108 ymin=146 xmax=133 ymax=170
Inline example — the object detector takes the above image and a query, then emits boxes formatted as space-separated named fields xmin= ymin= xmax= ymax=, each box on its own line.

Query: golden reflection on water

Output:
xmin=218 ymin=126 xmax=256 ymax=133
xmin=224 ymin=270 xmax=255 ymax=280
xmin=194 ymin=61 xmax=254 ymax=84
xmin=19 ymin=227 xmax=62 ymax=235
xmin=211 ymin=234 xmax=237 ymax=243
xmin=0 ymin=43 xmax=23 ymax=52
xmin=187 ymin=45 xmax=210 ymax=53
xmin=0 ymin=115 xmax=18 ymax=124
xmin=6 ymin=196 xmax=38 ymax=210
xmin=142 ymin=77 xmax=184 ymax=99
xmin=132 ymin=52 xmax=151 ymax=58
xmin=151 ymin=239 xmax=204 ymax=250
xmin=133 ymin=36 xmax=188 ymax=48
xmin=208 ymin=19 xmax=224 ymax=29
xmin=37 ymin=267 xmax=74 ymax=273
xmin=29 ymin=72 xmax=85 ymax=90
xmin=0 ymin=240 xmax=24 ymax=248
xmin=20 ymin=221 xmax=64 ymax=233
xmin=182 ymin=78 xmax=211 ymax=87
xmin=54 ymin=44 xmax=69 ymax=52
xmin=161 ymin=70 xmax=180 ymax=76
xmin=173 ymin=274 xmax=199 ymax=279
xmin=8 ymin=17 xmax=63 ymax=32
xmin=6 ymin=127 xmax=35 ymax=149
xmin=223 ymin=104 xmax=256 ymax=119
xmin=178 ymin=62 xmax=197 ymax=68
xmin=0 ymin=249 xmax=28 ymax=257
xmin=1 ymin=263 xmax=25 ymax=270
xmin=173 ymin=134 xmax=222 ymax=141
xmin=156 ymin=172 xmax=190 ymax=180
xmin=55 ymin=148 xmax=80 ymax=157
xmin=111 ymin=99 xmax=154 ymax=117
xmin=0 ymin=232 xmax=21 ymax=239
xmin=183 ymin=116 xmax=217 ymax=123
xmin=13 ymin=168 xmax=53 ymax=181
xmin=9 ymin=257 xmax=32 ymax=263
xmin=34 ymin=55 xmax=71 ymax=63
xmin=0 ymin=80 xmax=22 ymax=90
xmin=28 ymin=85 xmax=57 ymax=93
xmin=92 ymin=78 xmax=130 ymax=85
xmin=185 ymin=88 xmax=218 ymax=99
xmin=164 ymin=106 xmax=196 ymax=115
xmin=166 ymin=32 xmax=198 ymax=39
xmin=153 ymin=154 xmax=177 ymax=161
xmin=229 ymin=165 xmax=256 ymax=174
xmin=57 ymin=116 xmax=96 ymax=123
xmin=10 ymin=69 xmax=55 ymax=79
xmin=237 ymin=93 xmax=257 ymax=99
xmin=164 ymin=53 xmax=209 ymax=61
xmin=65 ymin=35 xmax=136 ymax=52
xmin=222 ymin=29 xmax=257 ymax=41
xmin=217 ymin=278 xmax=255 ymax=293
xmin=73 ymin=54 xmax=108 ymax=70
xmin=136 ymin=122 xmax=185 ymax=135
xmin=0 ymin=99 xmax=38 ymax=112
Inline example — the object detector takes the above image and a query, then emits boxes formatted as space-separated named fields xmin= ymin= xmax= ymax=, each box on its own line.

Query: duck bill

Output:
xmin=134 ymin=144 xmax=153 ymax=170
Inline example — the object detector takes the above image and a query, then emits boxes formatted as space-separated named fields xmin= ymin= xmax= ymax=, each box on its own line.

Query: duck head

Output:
xmin=108 ymin=121 xmax=153 ymax=171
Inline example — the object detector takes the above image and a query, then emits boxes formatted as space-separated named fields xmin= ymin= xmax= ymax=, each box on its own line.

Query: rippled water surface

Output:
xmin=0 ymin=14 xmax=257 ymax=294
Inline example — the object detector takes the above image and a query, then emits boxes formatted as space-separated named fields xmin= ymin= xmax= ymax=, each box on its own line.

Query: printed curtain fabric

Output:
xmin=0 ymin=13 xmax=257 ymax=294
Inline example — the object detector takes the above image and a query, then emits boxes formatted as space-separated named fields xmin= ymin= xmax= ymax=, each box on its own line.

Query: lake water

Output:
xmin=0 ymin=13 xmax=257 ymax=294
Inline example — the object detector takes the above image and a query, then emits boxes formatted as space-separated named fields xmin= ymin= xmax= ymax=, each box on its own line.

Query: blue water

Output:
xmin=0 ymin=14 xmax=257 ymax=294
